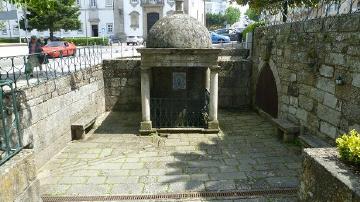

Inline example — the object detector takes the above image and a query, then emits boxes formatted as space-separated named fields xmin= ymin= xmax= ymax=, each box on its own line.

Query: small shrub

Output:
xmin=63 ymin=37 xmax=109 ymax=46
xmin=242 ymin=21 xmax=265 ymax=38
xmin=0 ymin=38 xmax=26 ymax=43
xmin=336 ymin=129 xmax=360 ymax=166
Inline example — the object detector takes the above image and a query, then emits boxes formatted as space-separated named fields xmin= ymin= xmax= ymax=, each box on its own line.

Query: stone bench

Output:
xmin=71 ymin=114 xmax=97 ymax=140
xmin=298 ymin=134 xmax=331 ymax=148
xmin=272 ymin=118 xmax=300 ymax=142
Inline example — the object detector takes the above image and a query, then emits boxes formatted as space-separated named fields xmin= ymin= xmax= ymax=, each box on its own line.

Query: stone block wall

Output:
xmin=299 ymin=148 xmax=360 ymax=201
xmin=0 ymin=150 xmax=41 ymax=202
xmin=103 ymin=58 xmax=141 ymax=112
xmin=218 ymin=58 xmax=252 ymax=109
xmin=252 ymin=13 xmax=360 ymax=142
xmin=17 ymin=65 xmax=105 ymax=168
xmin=103 ymin=56 xmax=252 ymax=112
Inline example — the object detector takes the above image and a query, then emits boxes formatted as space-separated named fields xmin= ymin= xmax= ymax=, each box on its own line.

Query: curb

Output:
xmin=0 ymin=43 xmax=27 ymax=47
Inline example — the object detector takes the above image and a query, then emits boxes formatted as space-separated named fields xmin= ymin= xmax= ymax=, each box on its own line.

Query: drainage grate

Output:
xmin=42 ymin=188 xmax=298 ymax=201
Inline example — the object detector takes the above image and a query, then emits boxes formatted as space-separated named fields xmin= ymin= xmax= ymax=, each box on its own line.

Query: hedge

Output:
xmin=63 ymin=37 xmax=109 ymax=46
xmin=0 ymin=38 xmax=25 ymax=43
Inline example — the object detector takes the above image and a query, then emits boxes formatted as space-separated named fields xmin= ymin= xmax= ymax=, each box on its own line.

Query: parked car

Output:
xmin=109 ymin=35 xmax=121 ymax=45
xmin=210 ymin=32 xmax=231 ymax=44
xmin=214 ymin=28 xmax=239 ymax=41
xmin=126 ymin=36 xmax=143 ymax=46
xmin=42 ymin=41 xmax=77 ymax=58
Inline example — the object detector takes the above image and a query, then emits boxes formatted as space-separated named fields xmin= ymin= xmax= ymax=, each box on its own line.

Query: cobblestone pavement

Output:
xmin=38 ymin=110 xmax=302 ymax=201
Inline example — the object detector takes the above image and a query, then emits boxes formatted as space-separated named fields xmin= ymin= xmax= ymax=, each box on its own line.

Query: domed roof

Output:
xmin=146 ymin=13 xmax=212 ymax=49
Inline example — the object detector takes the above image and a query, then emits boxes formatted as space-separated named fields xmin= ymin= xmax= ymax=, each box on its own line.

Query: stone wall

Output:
xmin=218 ymin=57 xmax=252 ymax=109
xmin=0 ymin=150 xmax=41 ymax=202
xmin=103 ymin=55 xmax=252 ymax=112
xmin=103 ymin=58 xmax=141 ymax=112
xmin=17 ymin=65 xmax=105 ymax=168
xmin=299 ymin=148 xmax=360 ymax=201
xmin=252 ymin=13 xmax=360 ymax=142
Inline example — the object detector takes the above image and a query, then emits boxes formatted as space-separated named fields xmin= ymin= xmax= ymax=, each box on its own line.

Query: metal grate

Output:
xmin=42 ymin=187 xmax=298 ymax=201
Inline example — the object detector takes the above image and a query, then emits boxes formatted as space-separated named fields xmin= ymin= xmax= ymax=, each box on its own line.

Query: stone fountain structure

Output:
xmin=137 ymin=0 xmax=221 ymax=134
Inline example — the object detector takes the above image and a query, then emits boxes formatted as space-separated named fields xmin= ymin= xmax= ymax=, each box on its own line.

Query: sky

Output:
xmin=228 ymin=1 xmax=249 ymax=16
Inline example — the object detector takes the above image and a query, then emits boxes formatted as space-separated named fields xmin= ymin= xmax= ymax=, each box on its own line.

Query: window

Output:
xmin=130 ymin=11 xmax=140 ymax=29
xmin=2 ymin=29 xmax=7 ymax=35
xmin=106 ymin=23 xmax=113 ymax=34
xmin=130 ymin=0 xmax=138 ymax=7
xmin=105 ymin=0 xmax=113 ymax=7
xmin=12 ymin=25 xmax=19 ymax=35
xmin=76 ymin=0 xmax=81 ymax=6
xmin=90 ymin=0 xmax=97 ymax=7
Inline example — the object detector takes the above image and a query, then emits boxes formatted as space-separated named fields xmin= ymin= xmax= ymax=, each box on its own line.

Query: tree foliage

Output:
xmin=245 ymin=7 xmax=260 ymax=22
xmin=234 ymin=0 xmax=325 ymax=12
xmin=19 ymin=0 xmax=80 ymax=38
xmin=231 ymin=0 xmax=330 ymax=22
xmin=206 ymin=13 xmax=225 ymax=30
xmin=206 ymin=7 xmax=241 ymax=29
xmin=224 ymin=7 xmax=241 ymax=25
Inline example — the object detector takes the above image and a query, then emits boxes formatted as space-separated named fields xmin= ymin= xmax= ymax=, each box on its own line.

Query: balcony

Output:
xmin=141 ymin=0 xmax=164 ymax=7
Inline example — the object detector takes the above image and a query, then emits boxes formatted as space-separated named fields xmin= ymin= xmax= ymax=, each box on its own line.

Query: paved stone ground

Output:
xmin=38 ymin=110 xmax=302 ymax=201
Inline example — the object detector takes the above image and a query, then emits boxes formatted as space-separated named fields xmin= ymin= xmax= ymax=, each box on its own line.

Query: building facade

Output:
xmin=114 ymin=0 xmax=205 ymax=39
xmin=205 ymin=0 xmax=227 ymax=14
xmin=1 ymin=0 xmax=115 ymax=39
xmin=1 ymin=0 xmax=205 ymax=40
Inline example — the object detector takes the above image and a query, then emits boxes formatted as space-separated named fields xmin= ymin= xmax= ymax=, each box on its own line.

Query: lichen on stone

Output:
xmin=146 ymin=14 xmax=212 ymax=49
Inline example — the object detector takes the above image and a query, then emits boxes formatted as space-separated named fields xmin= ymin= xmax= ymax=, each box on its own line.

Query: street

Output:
xmin=0 ymin=43 xmax=142 ymax=58
xmin=0 ymin=44 xmax=142 ymax=88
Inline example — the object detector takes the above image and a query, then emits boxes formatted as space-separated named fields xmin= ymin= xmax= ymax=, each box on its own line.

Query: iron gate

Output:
xmin=151 ymin=90 xmax=209 ymax=128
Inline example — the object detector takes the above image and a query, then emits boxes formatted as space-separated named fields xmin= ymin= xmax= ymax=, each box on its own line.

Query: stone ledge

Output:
xmin=299 ymin=148 xmax=360 ymax=202
xmin=0 ymin=149 xmax=41 ymax=202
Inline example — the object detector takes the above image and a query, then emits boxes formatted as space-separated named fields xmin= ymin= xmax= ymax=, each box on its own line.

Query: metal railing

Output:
xmin=262 ymin=0 xmax=360 ymax=25
xmin=0 ymin=80 xmax=21 ymax=166
xmin=0 ymin=44 xmax=141 ymax=89
xmin=150 ymin=90 xmax=210 ymax=128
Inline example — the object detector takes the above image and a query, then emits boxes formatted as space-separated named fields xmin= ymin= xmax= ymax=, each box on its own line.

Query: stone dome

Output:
xmin=146 ymin=14 xmax=212 ymax=49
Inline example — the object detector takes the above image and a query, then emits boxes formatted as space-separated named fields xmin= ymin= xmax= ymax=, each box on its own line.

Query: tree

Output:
xmin=0 ymin=2 xmax=5 ymax=31
xmin=231 ymin=0 xmax=326 ymax=22
xmin=19 ymin=0 xmax=80 ymax=39
xmin=224 ymin=7 xmax=241 ymax=25
xmin=245 ymin=7 xmax=260 ymax=22
xmin=206 ymin=13 xmax=225 ymax=30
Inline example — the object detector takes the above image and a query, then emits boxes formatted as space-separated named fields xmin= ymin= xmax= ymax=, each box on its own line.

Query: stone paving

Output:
xmin=38 ymin=110 xmax=302 ymax=201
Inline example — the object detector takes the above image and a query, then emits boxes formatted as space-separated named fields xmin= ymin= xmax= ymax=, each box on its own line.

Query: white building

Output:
xmin=0 ymin=0 xmax=115 ymax=39
xmin=205 ymin=0 xmax=227 ymax=14
xmin=114 ymin=0 xmax=205 ymax=39
xmin=1 ymin=0 xmax=205 ymax=40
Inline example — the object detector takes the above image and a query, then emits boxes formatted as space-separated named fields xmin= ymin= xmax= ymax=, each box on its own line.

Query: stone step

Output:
xmin=298 ymin=134 xmax=331 ymax=148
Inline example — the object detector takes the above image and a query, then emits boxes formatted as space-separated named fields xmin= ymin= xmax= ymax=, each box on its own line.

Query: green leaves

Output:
xmin=336 ymin=129 xmax=360 ymax=166
xmin=206 ymin=7 xmax=241 ymax=29
xmin=224 ymin=7 xmax=241 ymax=25
xmin=19 ymin=0 xmax=80 ymax=37
xmin=233 ymin=0 xmax=327 ymax=13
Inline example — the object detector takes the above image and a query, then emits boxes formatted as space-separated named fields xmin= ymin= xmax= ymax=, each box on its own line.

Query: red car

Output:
xmin=42 ymin=41 xmax=76 ymax=58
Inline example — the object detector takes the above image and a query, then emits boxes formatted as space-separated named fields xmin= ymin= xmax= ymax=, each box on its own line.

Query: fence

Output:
xmin=0 ymin=80 xmax=21 ymax=166
xmin=0 ymin=44 xmax=140 ymax=89
xmin=262 ymin=0 xmax=360 ymax=25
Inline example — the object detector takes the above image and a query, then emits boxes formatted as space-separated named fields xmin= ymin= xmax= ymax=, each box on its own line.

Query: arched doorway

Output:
xmin=147 ymin=12 xmax=160 ymax=33
xmin=255 ymin=64 xmax=278 ymax=118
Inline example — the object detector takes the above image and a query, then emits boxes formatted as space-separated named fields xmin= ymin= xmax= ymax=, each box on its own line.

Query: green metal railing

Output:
xmin=0 ymin=80 xmax=22 ymax=166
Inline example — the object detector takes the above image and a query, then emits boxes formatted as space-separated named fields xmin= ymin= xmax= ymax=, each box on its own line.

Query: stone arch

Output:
xmin=255 ymin=59 xmax=281 ymax=118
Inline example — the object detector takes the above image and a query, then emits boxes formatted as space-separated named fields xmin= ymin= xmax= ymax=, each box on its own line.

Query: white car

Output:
xmin=126 ymin=36 xmax=143 ymax=46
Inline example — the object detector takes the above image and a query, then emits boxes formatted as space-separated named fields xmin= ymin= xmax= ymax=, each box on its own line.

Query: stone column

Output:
xmin=205 ymin=67 xmax=210 ymax=91
xmin=208 ymin=66 xmax=219 ymax=129
xmin=140 ymin=67 xmax=152 ymax=131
